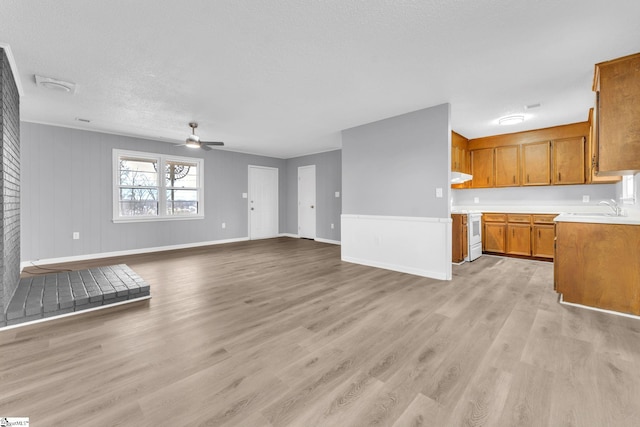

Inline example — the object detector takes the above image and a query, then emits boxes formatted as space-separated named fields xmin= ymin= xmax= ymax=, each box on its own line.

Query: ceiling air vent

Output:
xmin=35 ymin=75 xmax=77 ymax=94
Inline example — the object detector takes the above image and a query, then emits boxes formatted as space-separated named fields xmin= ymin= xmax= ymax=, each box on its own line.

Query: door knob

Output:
xmin=311 ymin=205 xmax=314 ymax=208
xmin=251 ymin=208 xmax=254 ymax=210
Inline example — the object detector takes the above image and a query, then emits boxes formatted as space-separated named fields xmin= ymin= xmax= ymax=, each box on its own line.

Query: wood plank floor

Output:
xmin=2 ymin=237 xmax=640 ymax=426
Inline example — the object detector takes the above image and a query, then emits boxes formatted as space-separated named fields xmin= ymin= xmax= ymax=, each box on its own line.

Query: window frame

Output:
xmin=113 ymin=149 xmax=205 ymax=223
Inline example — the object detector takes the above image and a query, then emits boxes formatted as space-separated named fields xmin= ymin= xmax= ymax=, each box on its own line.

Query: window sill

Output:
xmin=113 ymin=215 xmax=205 ymax=224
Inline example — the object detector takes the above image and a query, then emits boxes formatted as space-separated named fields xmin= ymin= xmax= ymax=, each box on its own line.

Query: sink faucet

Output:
xmin=599 ymin=199 xmax=621 ymax=216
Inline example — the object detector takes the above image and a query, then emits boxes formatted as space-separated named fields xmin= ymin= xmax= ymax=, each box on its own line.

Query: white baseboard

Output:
xmin=559 ymin=294 xmax=640 ymax=320
xmin=342 ymin=255 xmax=448 ymax=279
xmin=279 ymin=233 xmax=299 ymax=239
xmin=20 ymin=237 xmax=250 ymax=270
xmin=315 ymin=237 xmax=341 ymax=245
xmin=278 ymin=234 xmax=341 ymax=245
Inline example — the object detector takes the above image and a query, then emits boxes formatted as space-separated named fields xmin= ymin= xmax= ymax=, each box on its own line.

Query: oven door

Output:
xmin=468 ymin=214 xmax=482 ymax=247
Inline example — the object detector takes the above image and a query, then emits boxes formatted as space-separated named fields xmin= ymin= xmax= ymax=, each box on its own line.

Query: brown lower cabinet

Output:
xmin=482 ymin=213 xmax=556 ymax=260
xmin=555 ymin=221 xmax=640 ymax=315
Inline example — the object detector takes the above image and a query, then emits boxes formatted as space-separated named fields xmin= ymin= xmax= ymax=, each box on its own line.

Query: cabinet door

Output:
xmin=506 ymin=224 xmax=531 ymax=256
xmin=553 ymin=137 xmax=585 ymax=184
xmin=522 ymin=141 xmax=551 ymax=185
xmin=532 ymin=224 xmax=555 ymax=258
xmin=595 ymin=53 xmax=640 ymax=174
xmin=471 ymin=148 xmax=494 ymax=188
xmin=587 ymin=111 xmax=621 ymax=183
xmin=483 ymin=222 xmax=506 ymax=253
xmin=462 ymin=224 xmax=468 ymax=260
xmin=495 ymin=145 xmax=520 ymax=187
xmin=452 ymin=214 xmax=464 ymax=263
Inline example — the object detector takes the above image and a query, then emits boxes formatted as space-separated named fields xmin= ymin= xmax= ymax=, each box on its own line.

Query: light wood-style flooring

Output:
xmin=2 ymin=237 xmax=640 ymax=426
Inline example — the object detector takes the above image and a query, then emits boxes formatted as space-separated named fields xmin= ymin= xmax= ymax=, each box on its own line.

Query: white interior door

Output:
xmin=298 ymin=165 xmax=316 ymax=239
xmin=248 ymin=166 xmax=279 ymax=240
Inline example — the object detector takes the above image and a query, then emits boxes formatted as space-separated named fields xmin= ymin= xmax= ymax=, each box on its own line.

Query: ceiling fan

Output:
xmin=183 ymin=122 xmax=224 ymax=151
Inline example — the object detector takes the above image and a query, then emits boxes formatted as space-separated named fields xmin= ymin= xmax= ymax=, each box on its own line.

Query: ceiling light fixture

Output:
xmin=498 ymin=115 xmax=525 ymax=125
xmin=35 ymin=75 xmax=77 ymax=94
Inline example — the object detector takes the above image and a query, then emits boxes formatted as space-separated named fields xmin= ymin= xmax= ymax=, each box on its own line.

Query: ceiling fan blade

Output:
xmin=201 ymin=144 xmax=213 ymax=151
xmin=202 ymin=141 xmax=224 ymax=146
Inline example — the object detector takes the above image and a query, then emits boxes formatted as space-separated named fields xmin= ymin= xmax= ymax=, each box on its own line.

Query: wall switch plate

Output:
xmin=222 ymin=222 xmax=226 ymax=229
xmin=583 ymin=195 xmax=590 ymax=203
xmin=474 ymin=197 xmax=480 ymax=204
xmin=335 ymin=191 xmax=340 ymax=198
xmin=331 ymin=223 xmax=334 ymax=229
xmin=242 ymin=193 xmax=248 ymax=199
xmin=435 ymin=188 xmax=443 ymax=198
xmin=73 ymin=232 xmax=80 ymax=240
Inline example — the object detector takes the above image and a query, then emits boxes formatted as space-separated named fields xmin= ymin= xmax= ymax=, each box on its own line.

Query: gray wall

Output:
xmin=1 ymin=48 xmax=21 ymax=318
xmin=285 ymin=150 xmax=342 ymax=241
xmin=342 ymin=104 xmax=450 ymax=218
xmin=21 ymin=122 xmax=286 ymax=261
xmin=452 ymin=184 xmax=617 ymax=208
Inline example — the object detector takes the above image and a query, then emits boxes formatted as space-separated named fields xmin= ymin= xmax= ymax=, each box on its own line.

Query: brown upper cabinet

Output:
xmin=470 ymin=148 xmax=494 ymax=188
xmin=593 ymin=52 xmax=640 ymax=175
xmin=587 ymin=108 xmax=620 ymax=183
xmin=552 ymin=137 xmax=585 ymax=185
xmin=464 ymin=121 xmax=600 ymax=189
xmin=495 ymin=145 xmax=520 ymax=187
xmin=451 ymin=131 xmax=470 ymax=189
xmin=521 ymin=141 xmax=551 ymax=186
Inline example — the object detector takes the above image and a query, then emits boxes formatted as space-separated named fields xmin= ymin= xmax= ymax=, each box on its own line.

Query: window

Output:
xmin=113 ymin=150 xmax=204 ymax=222
xmin=621 ymin=174 xmax=636 ymax=205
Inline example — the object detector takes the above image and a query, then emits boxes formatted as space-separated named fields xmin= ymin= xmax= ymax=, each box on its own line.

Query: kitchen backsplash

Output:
xmin=452 ymin=183 xmax=618 ymax=208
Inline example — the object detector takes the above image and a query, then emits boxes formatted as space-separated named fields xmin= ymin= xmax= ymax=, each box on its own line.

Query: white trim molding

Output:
xmin=21 ymin=237 xmax=249 ymax=271
xmin=341 ymin=214 xmax=452 ymax=280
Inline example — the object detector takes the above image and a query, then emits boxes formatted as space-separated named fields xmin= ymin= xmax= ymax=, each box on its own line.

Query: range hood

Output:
xmin=451 ymin=171 xmax=473 ymax=184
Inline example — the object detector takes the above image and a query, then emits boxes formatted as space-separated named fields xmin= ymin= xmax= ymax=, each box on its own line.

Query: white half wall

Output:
xmin=341 ymin=214 xmax=452 ymax=280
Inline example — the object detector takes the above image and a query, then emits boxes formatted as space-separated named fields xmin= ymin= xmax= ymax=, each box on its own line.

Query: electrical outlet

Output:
xmin=435 ymin=188 xmax=443 ymax=198
xmin=583 ymin=195 xmax=590 ymax=203
xmin=474 ymin=197 xmax=480 ymax=204
xmin=222 ymin=222 xmax=226 ymax=229
xmin=335 ymin=191 xmax=340 ymax=198
xmin=331 ymin=223 xmax=334 ymax=229
xmin=242 ymin=193 xmax=247 ymax=198
xmin=73 ymin=232 xmax=80 ymax=240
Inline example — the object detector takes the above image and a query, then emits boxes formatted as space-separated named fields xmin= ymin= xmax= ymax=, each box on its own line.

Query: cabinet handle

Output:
xmin=487 ymin=177 xmax=489 ymax=184
xmin=558 ymin=172 xmax=562 ymax=182
xmin=512 ymin=229 xmax=514 ymax=237
xmin=538 ymin=230 xmax=541 ymax=238
xmin=512 ymin=175 xmax=515 ymax=183
xmin=527 ymin=174 xmax=530 ymax=183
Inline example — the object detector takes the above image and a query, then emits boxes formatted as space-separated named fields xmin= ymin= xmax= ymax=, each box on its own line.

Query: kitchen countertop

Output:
xmin=554 ymin=213 xmax=640 ymax=225
xmin=452 ymin=205 xmax=640 ymax=225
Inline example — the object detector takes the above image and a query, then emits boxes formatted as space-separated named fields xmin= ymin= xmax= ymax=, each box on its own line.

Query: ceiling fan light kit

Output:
xmin=183 ymin=122 xmax=224 ymax=150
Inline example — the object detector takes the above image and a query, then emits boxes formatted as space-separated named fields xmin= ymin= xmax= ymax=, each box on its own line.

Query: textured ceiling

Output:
xmin=1 ymin=0 xmax=639 ymax=158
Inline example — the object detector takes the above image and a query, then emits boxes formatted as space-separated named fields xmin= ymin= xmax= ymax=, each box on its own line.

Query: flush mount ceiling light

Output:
xmin=35 ymin=75 xmax=77 ymax=94
xmin=498 ymin=114 xmax=525 ymax=125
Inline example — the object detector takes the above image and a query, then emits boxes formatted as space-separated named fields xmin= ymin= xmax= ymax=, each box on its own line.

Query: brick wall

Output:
xmin=0 ymin=48 xmax=21 ymax=318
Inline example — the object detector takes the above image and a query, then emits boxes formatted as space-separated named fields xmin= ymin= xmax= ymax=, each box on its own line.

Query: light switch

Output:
xmin=435 ymin=188 xmax=443 ymax=198
xmin=335 ymin=191 xmax=340 ymax=198
xmin=242 ymin=193 xmax=247 ymax=199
